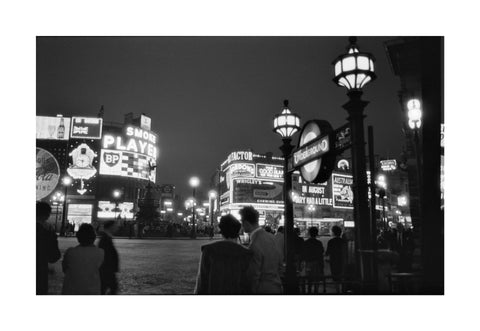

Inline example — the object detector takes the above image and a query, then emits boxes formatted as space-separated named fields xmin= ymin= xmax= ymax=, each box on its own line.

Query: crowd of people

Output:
xmin=37 ymin=201 xmax=352 ymax=295
xmin=36 ymin=202 xmax=119 ymax=295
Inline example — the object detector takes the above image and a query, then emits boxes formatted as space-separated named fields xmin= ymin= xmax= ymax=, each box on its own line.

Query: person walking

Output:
xmin=194 ymin=215 xmax=253 ymax=294
xmin=274 ymin=226 xmax=285 ymax=263
xmin=302 ymin=227 xmax=324 ymax=294
xmin=325 ymin=225 xmax=347 ymax=292
xmin=239 ymin=206 xmax=283 ymax=294
xmin=62 ymin=223 xmax=104 ymax=295
xmin=98 ymin=220 xmax=120 ymax=295
xmin=36 ymin=202 xmax=61 ymax=295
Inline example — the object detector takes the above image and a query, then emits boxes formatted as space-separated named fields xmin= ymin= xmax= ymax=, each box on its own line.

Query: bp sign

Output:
xmin=292 ymin=120 xmax=336 ymax=183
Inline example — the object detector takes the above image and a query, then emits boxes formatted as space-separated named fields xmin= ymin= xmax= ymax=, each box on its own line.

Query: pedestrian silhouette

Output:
xmin=36 ymin=202 xmax=61 ymax=295
xmin=326 ymin=225 xmax=347 ymax=291
xmin=98 ymin=220 xmax=120 ymax=294
xmin=194 ymin=214 xmax=253 ymax=294
xmin=302 ymin=227 xmax=325 ymax=294
xmin=240 ymin=206 xmax=283 ymax=294
xmin=62 ymin=223 xmax=104 ymax=294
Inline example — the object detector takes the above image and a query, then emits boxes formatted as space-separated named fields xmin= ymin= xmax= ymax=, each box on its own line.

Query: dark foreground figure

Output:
xmin=194 ymin=215 xmax=253 ymax=294
xmin=36 ymin=202 xmax=61 ymax=295
xmin=98 ymin=220 xmax=120 ymax=294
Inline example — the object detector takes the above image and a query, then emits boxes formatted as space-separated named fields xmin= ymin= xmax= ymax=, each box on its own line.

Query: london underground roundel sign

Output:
xmin=295 ymin=120 xmax=336 ymax=183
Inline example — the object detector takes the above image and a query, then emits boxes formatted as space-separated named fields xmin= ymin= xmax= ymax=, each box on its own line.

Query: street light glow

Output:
xmin=208 ymin=190 xmax=217 ymax=199
xmin=273 ymin=100 xmax=301 ymax=138
xmin=113 ymin=189 xmax=121 ymax=198
xmin=407 ymin=98 xmax=422 ymax=129
xmin=62 ymin=176 xmax=72 ymax=186
xmin=189 ymin=176 xmax=200 ymax=188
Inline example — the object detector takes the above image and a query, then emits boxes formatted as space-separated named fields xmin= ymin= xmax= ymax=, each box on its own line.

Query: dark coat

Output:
xmin=194 ymin=240 xmax=253 ymax=294
xmin=36 ymin=223 xmax=61 ymax=295
xmin=98 ymin=232 xmax=119 ymax=274
xmin=326 ymin=236 xmax=347 ymax=280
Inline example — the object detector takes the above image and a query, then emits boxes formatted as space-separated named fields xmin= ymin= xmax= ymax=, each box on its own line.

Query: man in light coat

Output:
xmin=240 ymin=206 xmax=283 ymax=294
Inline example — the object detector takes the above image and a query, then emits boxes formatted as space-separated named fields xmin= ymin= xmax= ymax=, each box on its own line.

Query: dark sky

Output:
xmin=37 ymin=37 xmax=403 ymax=199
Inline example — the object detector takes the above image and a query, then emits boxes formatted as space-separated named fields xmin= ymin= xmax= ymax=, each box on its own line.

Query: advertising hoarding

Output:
xmin=36 ymin=116 xmax=71 ymax=140
xmin=294 ymin=181 xmax=333 ymax=206
xmin=380 ymin=159 xmax=397 ymax=171
xmin=67 ymin=140 xmax=99 ymax=196
xmin=99 ymin=125 xmax=158 ymax=182
xmin=67 ymin=204 xmax=93 ymax=230
xmin=70 ymin=117 xmax=103 ymax=139
xmin=140 ymin=114 xmax=151 ymax=130
xmin=97 ymin=201 xmax=134 ymax=219
xmin=256 ymin=163 xmax=284 ymax=180
xmin=332 ymin=173 xmax=354 ymax=209
xmin=232 ymin=178 xmax=283 ymax=205
xmin=36 ymin=148 xmax=61 ymax=200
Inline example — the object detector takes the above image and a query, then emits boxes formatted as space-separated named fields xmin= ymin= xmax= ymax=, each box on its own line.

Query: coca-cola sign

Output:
xmin=36 ymin=147 xmax=60 ymax=200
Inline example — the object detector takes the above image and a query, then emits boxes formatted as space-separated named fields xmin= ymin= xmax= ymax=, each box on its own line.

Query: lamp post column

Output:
xmin=191 ymin=189 xmax=196 ymax=239
xmin=280 ymin=138 xmax=297 ymax=294
xmin=60 ymin=183 xmax=69 ymax=236
xmin=343 ymin=90 xmax=374 ymax=286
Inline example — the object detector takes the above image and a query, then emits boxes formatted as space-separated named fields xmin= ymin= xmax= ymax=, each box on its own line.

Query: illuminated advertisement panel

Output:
xmin=294 ymin=180 xmax=333 ymax=206
xmin=99 ymin=125 xmax=158 ymax=182
xmin=36 ymin=116 xmax=71 ymax=140
xmin=97 ymin=201 xmax=134 ymax=219
xmin=36 ymin=147 xmax=60 ymax=200
xmin=70 ymin=117 xmax=103 ymax=139
xmin=232 ymin=178 xmax=283 ymax=205
xmin=228 ymin=163 xmax=255 ymax=178
xmin=67 ymin=139 xmax=100 ymax=196
xmin=332 ymin=173 xmax=354 ymax=209
xmin=140 ymin=114 xmax=151 ymax=130
xmin=67 ymin=204 xmax=93 ymax=230
xmin=256 ymin=163 xmax=284 ymax=180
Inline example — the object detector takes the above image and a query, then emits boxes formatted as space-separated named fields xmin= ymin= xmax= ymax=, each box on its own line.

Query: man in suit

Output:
xmin=98 ymin=220 xmax=119 ymax=294
xmin=240 ymin=206 xmax=283 ymax=294
xmin=36 ymin=201 xmax=61 ymax=295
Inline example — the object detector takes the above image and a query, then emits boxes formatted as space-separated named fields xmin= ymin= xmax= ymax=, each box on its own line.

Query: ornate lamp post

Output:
xmin=189 ymin=176 xmax=200 ymax=239
xmin=60 ymin=176 xmax=72 ymax=236
xmin=209 ymin=190 xmax=217 ymax=237
xmin=332 ymin=37 xmax=376 ymax=287
xmin=376 ymin=174 xmax=388 ymax=231
xmin=407 ymin=98 xmax=423 ymax=189
xmin=51 ymin=191 xmax=64 ymax=233
xmin=113 ymin=189 xmax=122 ymax=220
xmin=273 ymin=99 xmax=301 ymax=294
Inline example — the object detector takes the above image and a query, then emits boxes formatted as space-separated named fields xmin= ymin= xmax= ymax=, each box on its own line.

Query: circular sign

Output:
xmin=297 ymin=120 xmax=336 ymax=183
xmin=36 ymin=147 xmax=60 ymax=200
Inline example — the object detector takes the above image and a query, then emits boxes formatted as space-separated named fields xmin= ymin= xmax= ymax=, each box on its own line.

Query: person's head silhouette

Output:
xmin=36 ymin=201 xmax=51 ymax=223
xmin=76 ymin=223 xmax=96 ymax=246
xmin=218 ymin=214 xmax=241 ymax=239
xmin=331 ymin=225 xmax=342 ymax=237
xmin=239 ymin=206 xmax=259 ymax=234
xmin=308 ymin=226 xmax=319 ymax=238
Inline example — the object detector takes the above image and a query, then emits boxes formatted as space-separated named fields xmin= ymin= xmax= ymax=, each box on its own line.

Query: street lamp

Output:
xmin=307 ymin=204 xmax=316 ymax=228
xmin=189 ymin=176 xmax=200 ymax=239
xmin=113 ymin=189 xmax=122 ymax=220
xmin=273 ymin=99 xmax=301 ymax=294
xmin=376 ymin=174 xmax=388 ymax=231
xmin=333 ymin=36 xmax=376 ymax=287
xmin=208 ymin=190 xmax=217 ymax=237
xmin=51 ymin=191 xmax=64 ymax=233
xmin=407 ymin=98 xmax=423 ymax=188
xmin=60 ymin=176 xmax=72 ymax=236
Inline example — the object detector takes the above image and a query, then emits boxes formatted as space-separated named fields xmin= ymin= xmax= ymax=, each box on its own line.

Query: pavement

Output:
xmin=47 ymin=236 xmax=343 ymax=295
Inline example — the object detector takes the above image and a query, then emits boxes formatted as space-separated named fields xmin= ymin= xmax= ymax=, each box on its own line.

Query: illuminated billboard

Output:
xmin=99 ymin=125 xmax=158 ymax=182
xmin=67 ymin=204 xmax=93 ymax=229
xmin=232 ymin=178 xmax=283 ymax=205
xmin=294 ymin=180 xmax=333 ymax=206
xmin=97 ymin=201 xmax=134 ymax=219
xmin=70 ymin=117 xmax=103 ymax=139
xmin=36 ymin=147 xmax=61 ymax=200
xmin=36 ymin=116 xmax=71 ymax=140
xmin=332 ymin=174 xmax=354 ymax=209
xmin=256 ymin=164 xmax=284 ymax=180
xmin=67 ymin=140 xmax=100 ymax=196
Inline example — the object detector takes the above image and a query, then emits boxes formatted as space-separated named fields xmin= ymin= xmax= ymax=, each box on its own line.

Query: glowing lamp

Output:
xmin=332 ymin=37 xmax=376 ymax=91
xmin=273 ymin=100 xmax=301 ymax=138
xmin=407 ymin=98 xmax=422 ymax=129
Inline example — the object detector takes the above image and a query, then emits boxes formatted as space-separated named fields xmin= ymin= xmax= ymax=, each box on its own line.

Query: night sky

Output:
xmin=37 ymin=37 xmax=403 ymax=199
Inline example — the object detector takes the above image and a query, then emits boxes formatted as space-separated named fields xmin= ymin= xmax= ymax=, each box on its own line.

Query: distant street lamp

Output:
xmin=189 ymin=176 xmax=200 ymax=239
xmin=307 ymin=204 xmax=316 ymax=228
xmin=209 ymin=190 xmax=217 ymax=237
xmin=51 ymin=191 xmax=64 ymax=233
xmin=376 ymin=174 xmax=388 ymax=230
xmin=332 ymin=36 xmax=376 ymax=286
xmin=407 ymin=98 xmax=423 ymax=188
xmin=273 ymin=99 xmax=301 ymax=294
xmin=60 ymin=176 xmax=72 ymax=236
xmin=113 ymin=189 xmax=122 ymax=220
